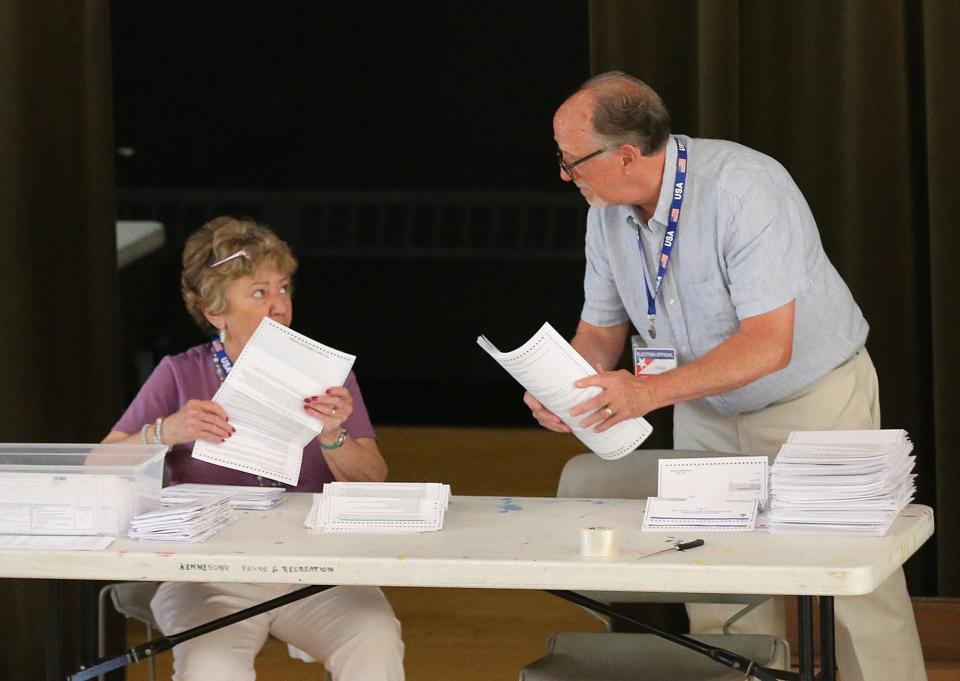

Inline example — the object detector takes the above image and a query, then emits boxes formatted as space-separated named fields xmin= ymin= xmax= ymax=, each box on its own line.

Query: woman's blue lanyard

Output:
xmin=637 ymin=137 xmax=687 ymax=339
xmin=210 ymin=337 xmax=233 ymax=382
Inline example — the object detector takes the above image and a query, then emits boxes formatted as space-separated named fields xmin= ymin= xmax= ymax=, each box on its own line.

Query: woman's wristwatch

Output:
xmin=320 ymin=428 xmax=348 ymax=450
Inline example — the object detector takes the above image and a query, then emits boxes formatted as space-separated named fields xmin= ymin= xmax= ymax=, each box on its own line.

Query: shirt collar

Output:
xmin=624 ymin=135 xmax=678 ymax=232
xmin=650 ymin=135 xmax=679 ymax=229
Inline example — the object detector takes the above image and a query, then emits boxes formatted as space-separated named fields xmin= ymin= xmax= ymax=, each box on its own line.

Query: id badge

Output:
xmin=632 ymin=337 xmax=678 ymax=376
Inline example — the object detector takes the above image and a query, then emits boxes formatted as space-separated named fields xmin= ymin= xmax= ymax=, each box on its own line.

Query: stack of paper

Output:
xmin=128 ymin=495 xmax=236 ymax=542
xmin=305 ymin=482 xmax=451 ymax=533
xmin=162 ymin=484 xmax=285 ymax=510
xmin=642 ymin=456 xmax=768 ymax=532
xmin=477 ymin=322 xmax=652 ymax=460
xmin=769 ymin=429 xmax=916 ymax=536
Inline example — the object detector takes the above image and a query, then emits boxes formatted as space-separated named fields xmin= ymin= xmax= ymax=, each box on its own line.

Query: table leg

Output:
xmin=818 ymin=596 xmax=836 ymax=681
xmin=798 ymin=596 xmax=815 ymax=681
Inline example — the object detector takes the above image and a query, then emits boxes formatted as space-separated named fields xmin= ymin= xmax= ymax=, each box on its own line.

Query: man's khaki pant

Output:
xmin=674 ymin=348 xmax=926 ymax=681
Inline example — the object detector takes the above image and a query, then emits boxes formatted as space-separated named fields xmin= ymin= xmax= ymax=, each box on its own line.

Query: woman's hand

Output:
xmin=304 ymin=387 xmax=353 ymax=445
xmin=162 ymin=399 xmax=234 ymax=445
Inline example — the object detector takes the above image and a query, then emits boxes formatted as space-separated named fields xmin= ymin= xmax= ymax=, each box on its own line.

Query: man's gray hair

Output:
xmin=580 ymin=71 xmax=671 ymax=156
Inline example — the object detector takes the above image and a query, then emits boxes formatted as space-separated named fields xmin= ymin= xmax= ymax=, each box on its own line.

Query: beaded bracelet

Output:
xmin=154 ymin=417 xmax=164 ymax=445
xmin=140 ymin=423 xmax=150 ymax=444
xmin=320 ymin=428 xmax=348 ymax=450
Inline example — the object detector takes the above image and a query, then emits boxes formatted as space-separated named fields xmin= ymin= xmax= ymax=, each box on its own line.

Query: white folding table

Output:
xmin=0 ymin=495 xmax=934 ymax=680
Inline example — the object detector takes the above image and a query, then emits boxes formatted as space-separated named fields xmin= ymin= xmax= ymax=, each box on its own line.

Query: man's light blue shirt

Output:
xmin=582 ymin=135 xmax=869 ymax=415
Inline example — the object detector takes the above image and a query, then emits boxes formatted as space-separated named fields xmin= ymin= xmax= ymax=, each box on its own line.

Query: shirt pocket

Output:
xmin=679 ymin=275 xmax=739 ymax=356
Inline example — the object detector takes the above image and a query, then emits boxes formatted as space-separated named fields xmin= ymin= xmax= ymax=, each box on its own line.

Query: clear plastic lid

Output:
xmin=0 ymin=443 xmax=167 ymax=474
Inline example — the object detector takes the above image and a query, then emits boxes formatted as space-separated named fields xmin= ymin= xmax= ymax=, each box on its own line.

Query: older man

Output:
xmin=526 ymin=71 xmax=924 ymax=681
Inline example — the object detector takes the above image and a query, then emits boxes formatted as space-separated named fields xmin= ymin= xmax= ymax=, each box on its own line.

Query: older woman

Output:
xmin=103 ymin=216 xmax=404 ymax=681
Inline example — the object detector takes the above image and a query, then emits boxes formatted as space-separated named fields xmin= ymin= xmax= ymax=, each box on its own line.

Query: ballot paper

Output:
xmin=0 ymin=473 xmax=132 ymax=536
xmin=128 ymin=495 xmax=236 ymax=542
xmin=658 ymin=456 xmax=769 ymax=506
xmin=642 ymin=497 xmax=759 ymax=532
xmin=162 ymin=483 xmax=285 ymax=510
xmin=641 ymin=456 xmax=767 ymax=532
xmin=768 ymin=429 xmax=916 ymax=536
xmin=305 ymin=482 xmax=451 ymax=533
xmin=477 ymin=322 xmax=652 ymax=460
xmin=193 ymin=317 xmax=355 ymax=485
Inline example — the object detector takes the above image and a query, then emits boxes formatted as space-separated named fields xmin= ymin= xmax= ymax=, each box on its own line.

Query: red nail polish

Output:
xmin=303 ymin=397 xmax=310 ymax=403
xmin=311 ymin=396 xmax=318 ymax=402
xmin=325 ymin=389 xmax=333 ymax=394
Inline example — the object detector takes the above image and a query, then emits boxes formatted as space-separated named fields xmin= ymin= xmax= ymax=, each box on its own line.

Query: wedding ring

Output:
xmin=602 ymin=407 xmax=614 ymax=417
xmin=331 ymin=407 xmax=337 ymax=416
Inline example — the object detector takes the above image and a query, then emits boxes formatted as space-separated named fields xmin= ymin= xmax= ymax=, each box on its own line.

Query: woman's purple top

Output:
xmin=113 ymin=343 xmax=376 ymax=492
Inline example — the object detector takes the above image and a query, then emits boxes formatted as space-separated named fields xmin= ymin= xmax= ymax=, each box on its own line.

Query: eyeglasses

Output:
xmin=556 ymin=147 xmax=607 ymax=178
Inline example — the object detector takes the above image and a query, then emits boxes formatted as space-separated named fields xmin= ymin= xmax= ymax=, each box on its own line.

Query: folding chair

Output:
xmin=519 ymin=450 xmax=789 ymax=681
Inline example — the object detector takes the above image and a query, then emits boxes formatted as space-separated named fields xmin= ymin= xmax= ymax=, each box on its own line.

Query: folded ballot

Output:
xmin=192 ymin=317 xmax=355 ymax=486
xmin=477 ymin=322 xmax=652 ymax=460
xmin=642 ymin=456 xmax=768 ymax=532
xmin=128 ymin=494 xmax=237 ymax=542
xmin=768 ymin=429 xmax=916 ymax=536
xmin=162 ymin=483 xmax=285 ymax=510
xmin=305 ymin=482 xmax=451 ymax=533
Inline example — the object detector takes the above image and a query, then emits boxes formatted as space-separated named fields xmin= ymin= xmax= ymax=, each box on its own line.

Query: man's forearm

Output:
xmin=571 ymin=320 xmax=630 ymax=370
xmin=643 ymin=326 xmax=792 ymax=410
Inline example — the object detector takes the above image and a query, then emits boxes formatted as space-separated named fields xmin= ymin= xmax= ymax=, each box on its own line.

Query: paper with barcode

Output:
xmin=477 ymin=322 xmax=652 ymax=460
xmin=658 ymin=456 xmax=769 ymax=506
xmin=305 ymin=482 xmax=451 ymax=533
xmin=193 ymin=317 xmax=355 ymax=485
xmin=642 ymin=497 xmax=759 ymax=532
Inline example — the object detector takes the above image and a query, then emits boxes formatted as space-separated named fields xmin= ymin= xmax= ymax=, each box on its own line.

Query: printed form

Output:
xmin=477 ymin=322 xmax=652 ymax=460
xmin=643 ymin=456 xmax=768 ymax=532
xmin=193 ymin=318 xmax=355 ymax=485
xmin=0 ymin=473 xmax=130 ymax=536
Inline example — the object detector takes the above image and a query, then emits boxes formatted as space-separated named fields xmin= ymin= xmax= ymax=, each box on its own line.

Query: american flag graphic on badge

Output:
xmin=678 ymin=158 xmax=687 ymax=172
xmin=671 ymin=207 xmax=680 ymax=222
xmin=660 ymin=253 xmax=669 ymax=266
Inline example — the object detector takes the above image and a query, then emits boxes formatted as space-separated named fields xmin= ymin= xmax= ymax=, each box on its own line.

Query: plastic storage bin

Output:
xmin=0 ymin=443 xmax=167 ymax=536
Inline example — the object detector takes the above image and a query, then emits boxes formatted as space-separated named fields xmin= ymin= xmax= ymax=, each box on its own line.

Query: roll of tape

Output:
xmin=580 ymin=526 xmax=618 ymax=557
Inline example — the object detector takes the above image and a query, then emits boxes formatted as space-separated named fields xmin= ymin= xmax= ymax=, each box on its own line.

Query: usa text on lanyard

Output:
xmin=210 ymin=337 xmax=233 ymax=381
xmin=637 ymin=136 xmax=687 ymax=339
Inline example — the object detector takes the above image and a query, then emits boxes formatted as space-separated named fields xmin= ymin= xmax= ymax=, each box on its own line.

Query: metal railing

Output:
xmin=117 ymin=188 xmax=588 ymax=259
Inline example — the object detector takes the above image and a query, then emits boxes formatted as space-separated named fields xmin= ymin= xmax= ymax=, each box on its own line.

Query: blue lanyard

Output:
xmin=637 ymin=136 xmax=687 ymax=339
xmin=210 ymin=337 xmax=233 ymax=381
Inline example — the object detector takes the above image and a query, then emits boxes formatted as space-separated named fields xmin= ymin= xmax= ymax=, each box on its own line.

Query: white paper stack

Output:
xmin=162 ymin=483 xmax=285 ymax=510
xmin=769 ymin=429 xmax=916 ymax=536
xmin=128 ymin=495 xmax=236 ymax=542
xmin=305 ymin=482 xmax=451 ymax=533
xmin=642 ymin=456 xmax=768 ymax=532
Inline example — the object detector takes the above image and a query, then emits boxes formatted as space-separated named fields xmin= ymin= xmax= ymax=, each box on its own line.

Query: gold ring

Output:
xmin=603 ymin=407 xmax=614 ymax=417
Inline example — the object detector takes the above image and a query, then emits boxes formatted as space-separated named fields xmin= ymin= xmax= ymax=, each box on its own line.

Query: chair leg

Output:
xmin=97 ymin=585 xmax=113 ymax=681
xmin=146 ymin=623 xmax=156 ymax=681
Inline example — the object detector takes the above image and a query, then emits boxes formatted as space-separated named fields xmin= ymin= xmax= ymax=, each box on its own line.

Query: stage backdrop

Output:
xmin=589 ymin=0 xmax=960 ymax=596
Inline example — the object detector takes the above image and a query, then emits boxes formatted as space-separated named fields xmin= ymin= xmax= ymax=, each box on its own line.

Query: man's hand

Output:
xmin=570 ymin=364 xmax=657 ymax=432
xmin=523 ymin=391 xmax=571 ymax=433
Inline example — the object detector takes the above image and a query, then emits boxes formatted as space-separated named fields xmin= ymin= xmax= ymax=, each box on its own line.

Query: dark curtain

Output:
xmin=589 ymin=0 xmax=960 ymax=596
xmin=0 ymin=1 xmax=121 ymax=678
